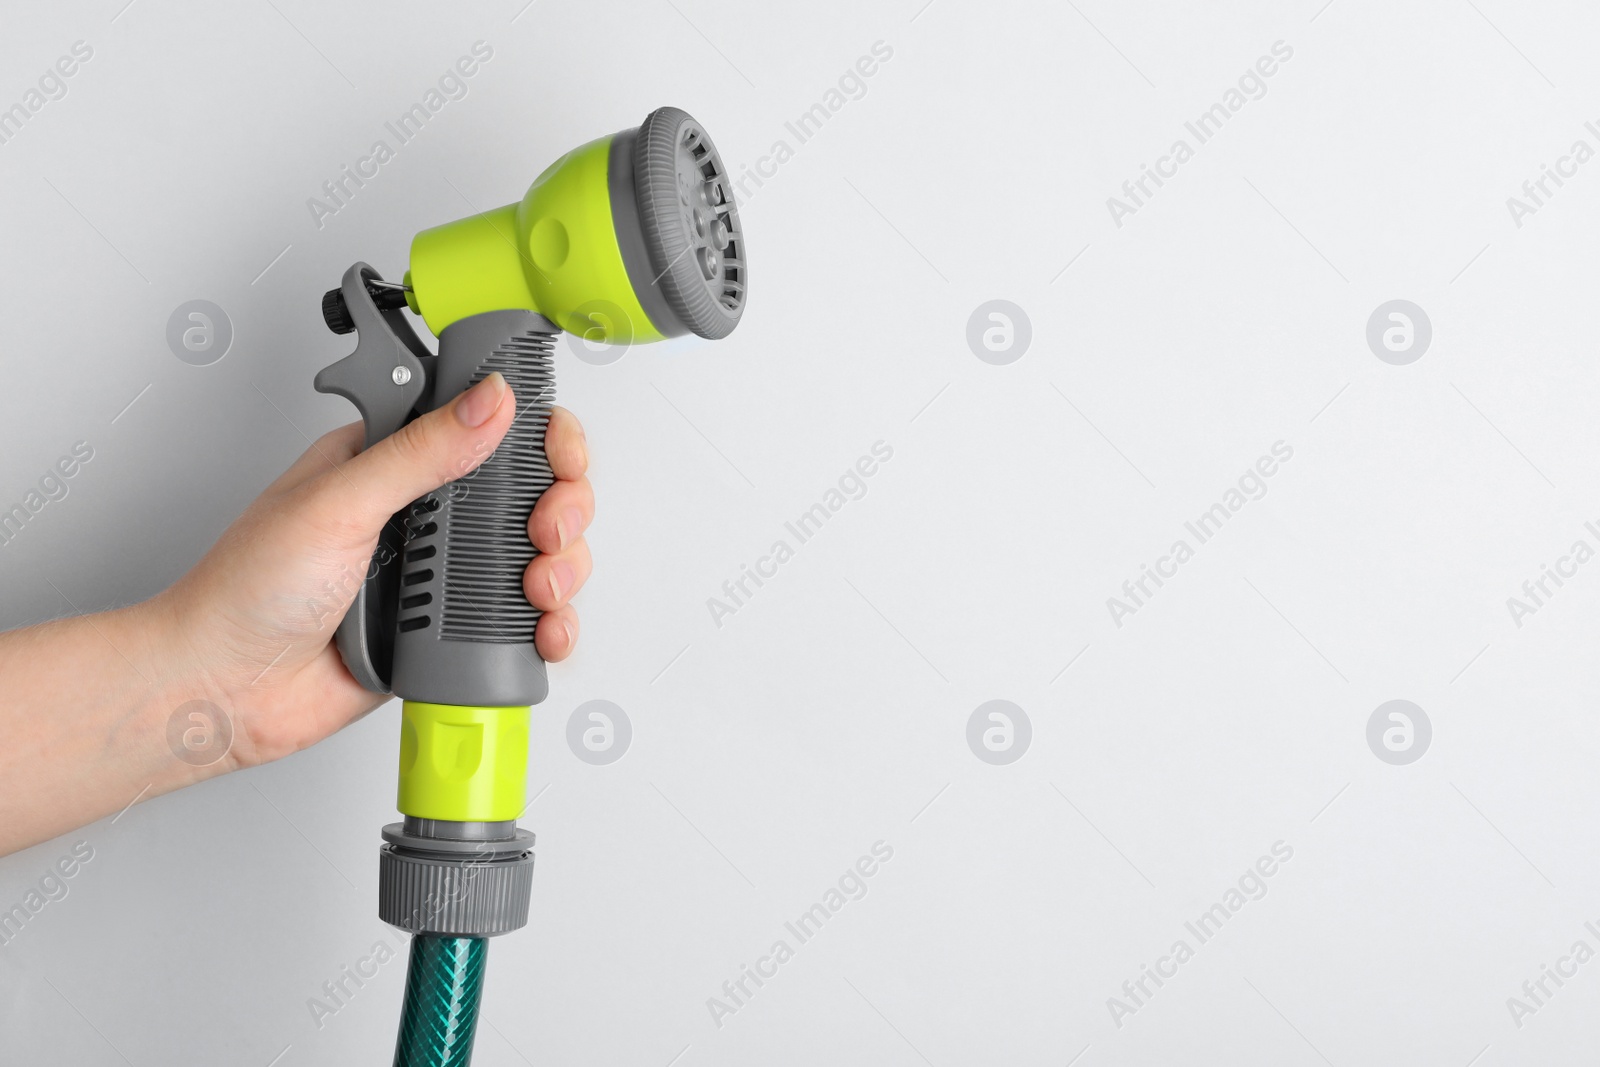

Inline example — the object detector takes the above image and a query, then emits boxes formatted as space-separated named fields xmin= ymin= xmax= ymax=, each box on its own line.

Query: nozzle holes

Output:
xmin=398 ymin=616 xmax=431 ymax=633
xmin=406 ymin=545 xmax=437 ymax=562
xmin=411 ymin=522 xmax=439 ymax=538
xmin=696 ymin=247 xmax=718 ymax=280
xmin=636 ymin=106 xmax=746 ymax=337
xmin=720 ymin=246 xmax=744 ymax=310
xmin=401 ymin=593 xmax=433 ymax=610
xmin=403 ymin=569 xmax=434 ymax=587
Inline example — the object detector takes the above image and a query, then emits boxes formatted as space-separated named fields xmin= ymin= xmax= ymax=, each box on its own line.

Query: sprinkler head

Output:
xmin=399 ymin=105 xmax=747 ymax=345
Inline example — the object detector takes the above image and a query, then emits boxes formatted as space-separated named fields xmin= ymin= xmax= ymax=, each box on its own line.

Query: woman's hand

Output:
xmin=0 ymin=373 xmax=592 ymax=854
xmin=162 ymin=373 xmax=594 ymax=769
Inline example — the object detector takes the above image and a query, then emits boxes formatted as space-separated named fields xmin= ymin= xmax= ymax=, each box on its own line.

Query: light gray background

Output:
xmin=0 ymin=0 xmax=1595 ymax=1064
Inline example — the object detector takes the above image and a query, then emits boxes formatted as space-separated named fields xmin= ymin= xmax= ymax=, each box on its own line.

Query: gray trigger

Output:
xmin=312 ymin=261 xmax=435 ymax=695
xmin=314 ymin=262 xmax=431 ymax=448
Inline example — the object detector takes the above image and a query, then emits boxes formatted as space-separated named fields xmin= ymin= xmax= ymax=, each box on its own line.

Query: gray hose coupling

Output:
xmin=378 ymin=818 xmax=535 ymax=937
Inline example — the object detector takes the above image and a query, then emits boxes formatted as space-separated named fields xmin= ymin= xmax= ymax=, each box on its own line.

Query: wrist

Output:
xmin=0 ymin=592 xmax=241 ymax=855
xmin=114 ymin=594 xmax=242 ymax=789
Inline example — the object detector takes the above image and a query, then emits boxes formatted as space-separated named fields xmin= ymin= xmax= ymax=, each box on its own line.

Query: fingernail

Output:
xmin=561 ymin=618 xmax=576 ymax=651
xmin=456 ymin=372 xmax=507 ymax=428
xmin=556 ymin=507 xmax=583 ymax=549
xmin=547 ymin=561 xmax=574 ymax=604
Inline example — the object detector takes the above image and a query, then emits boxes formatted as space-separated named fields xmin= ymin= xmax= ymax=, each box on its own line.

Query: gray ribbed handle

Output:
xmin=388 ymin=309 xmax=558 ymax=707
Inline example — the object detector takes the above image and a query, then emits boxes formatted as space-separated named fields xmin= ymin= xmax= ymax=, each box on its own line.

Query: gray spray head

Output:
xmin=610 ymin=106 xmax=747 ymax=340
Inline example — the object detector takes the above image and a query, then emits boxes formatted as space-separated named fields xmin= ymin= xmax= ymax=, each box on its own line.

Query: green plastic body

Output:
xmin=397 ymin=702 xmax=530 ymax=822
xmin=407 ymin=134 xmax=663 ymax=345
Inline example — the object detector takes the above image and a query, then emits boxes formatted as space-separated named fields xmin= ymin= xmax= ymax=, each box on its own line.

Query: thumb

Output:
xmin=319 ymin=372 xmax=515 ymax=534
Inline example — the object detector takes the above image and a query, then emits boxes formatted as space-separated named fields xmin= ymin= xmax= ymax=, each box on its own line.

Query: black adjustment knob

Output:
xmin=322 ymin=287 xmax=355 ymax=335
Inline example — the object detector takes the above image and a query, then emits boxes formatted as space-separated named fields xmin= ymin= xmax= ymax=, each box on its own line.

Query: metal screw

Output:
xmin=392 ymin=366 xmax=412 ymax=386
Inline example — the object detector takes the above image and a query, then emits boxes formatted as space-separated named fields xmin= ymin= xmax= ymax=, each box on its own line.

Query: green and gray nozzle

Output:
xmin=312 ymin=106 xmax=746 ymax=1066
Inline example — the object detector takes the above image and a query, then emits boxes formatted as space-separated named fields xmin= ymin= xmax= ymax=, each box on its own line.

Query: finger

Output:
xmin=313 ymin=373 xmax=515 ymax=535
xmin=523 ymin=538 xmax=592 ymax=611
xmin=534 ymin=605 xmax=580 ymax=662
xmin=545 ymin=406 xmax=588 ymax=481
xmin=528 ymin=477 xmax=594 ymax=554
xmin=265 ymin=423 xmax=364 ymax=497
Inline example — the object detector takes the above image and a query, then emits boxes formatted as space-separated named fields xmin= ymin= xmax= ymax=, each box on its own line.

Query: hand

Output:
xmin=155 ymin=372 xmax=594 ymax=769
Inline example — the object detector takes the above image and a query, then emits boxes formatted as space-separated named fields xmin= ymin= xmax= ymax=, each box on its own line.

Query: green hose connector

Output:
xmin=393 ymin=935 xmax=487 ymax=1067
xmin=398 ymin=702 xmax=531 ymax=823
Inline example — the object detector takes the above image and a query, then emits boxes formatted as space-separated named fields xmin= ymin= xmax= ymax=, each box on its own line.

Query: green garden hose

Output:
xmin=393 ymin=936 xmax=487 ymax=1067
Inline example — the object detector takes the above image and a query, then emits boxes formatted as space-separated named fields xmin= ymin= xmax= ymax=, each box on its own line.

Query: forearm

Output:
xmin=0 ymin=597 xmax=220 ymax=855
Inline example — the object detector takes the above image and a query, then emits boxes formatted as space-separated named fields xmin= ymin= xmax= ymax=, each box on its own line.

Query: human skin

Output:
xmin=0 ymin=373 xmax=593 ymax=855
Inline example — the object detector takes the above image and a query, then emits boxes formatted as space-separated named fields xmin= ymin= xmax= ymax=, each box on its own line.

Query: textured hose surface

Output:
xmin=393 ymin=935 xmax=487 ymax=1067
